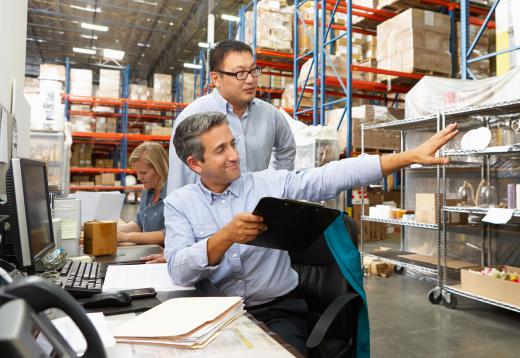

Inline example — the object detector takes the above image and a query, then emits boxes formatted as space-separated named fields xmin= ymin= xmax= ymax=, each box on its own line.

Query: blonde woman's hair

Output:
xmin=129 ymin=142 xmax=169 ymax=187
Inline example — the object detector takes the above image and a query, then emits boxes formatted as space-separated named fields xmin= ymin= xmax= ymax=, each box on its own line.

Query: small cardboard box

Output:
xmin=99 ymin=173 xmax=115 ymax=186
xmin=151 ymin=126 xmax=171 ymax=136
xmin=83 ymin=221 xmax=117 ymax=256
xmin=461 ymin=266 xmax=520 ymax=307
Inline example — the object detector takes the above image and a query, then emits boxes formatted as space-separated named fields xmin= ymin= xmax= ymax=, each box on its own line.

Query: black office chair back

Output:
xmin=290 ymin=214 xmax=359 ymax=357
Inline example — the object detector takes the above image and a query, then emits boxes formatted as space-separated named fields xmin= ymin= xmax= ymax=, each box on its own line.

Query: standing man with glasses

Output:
xmin=139 ymin=40 xmax=297 ymax=264
xmin=167 ymin=40 xmax=296 ymax=193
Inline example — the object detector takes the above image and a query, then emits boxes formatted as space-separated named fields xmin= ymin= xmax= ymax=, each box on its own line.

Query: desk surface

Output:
xmin=86 ymin=245 xmax=301 ymax=357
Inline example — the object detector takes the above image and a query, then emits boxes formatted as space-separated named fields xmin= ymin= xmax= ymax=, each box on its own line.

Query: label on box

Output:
xmin=424 ymin=11 xmax=434 ymax=27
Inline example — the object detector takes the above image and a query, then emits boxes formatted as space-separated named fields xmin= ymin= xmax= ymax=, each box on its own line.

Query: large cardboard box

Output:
xmin=415 ymin=193 xmax=468 ymax=224
xmin=39 ymin=64 xmax=66 ymax=81
xmin=461 ymin=266 xmax=520 ymax=306
xmin=83 ymin=221 xmax=117 ymax=256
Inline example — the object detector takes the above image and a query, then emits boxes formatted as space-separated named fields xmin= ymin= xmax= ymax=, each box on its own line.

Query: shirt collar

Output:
xmin=211 ymin=88 xmax=257 ymax=115
xmin=196 ymin=177 xmax=241 ymax=205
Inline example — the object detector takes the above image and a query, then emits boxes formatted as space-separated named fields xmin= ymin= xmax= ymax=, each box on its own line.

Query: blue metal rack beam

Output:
xmin=461 ymin=0 xmax=520 ymax=79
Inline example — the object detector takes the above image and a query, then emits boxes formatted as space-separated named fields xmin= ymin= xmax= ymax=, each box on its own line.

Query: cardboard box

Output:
xmin=415 ymin=193 xmax=468 ymax=224
xmin=83 ymin=221 xmax=117 ymax=256
xmin=151 ymin=126 xmax=172 ymax=136
xmin=369 ymin=260 xmax=396 ymax=277
xmin=98 ymin=173 xmax=115 ymax=186
xmin=461 ymin=266 xmax=520 ymax=307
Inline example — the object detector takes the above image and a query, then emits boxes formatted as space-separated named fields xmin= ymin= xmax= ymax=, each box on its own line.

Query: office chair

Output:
xmin=290 ymin=214 xmax=361 ymax=358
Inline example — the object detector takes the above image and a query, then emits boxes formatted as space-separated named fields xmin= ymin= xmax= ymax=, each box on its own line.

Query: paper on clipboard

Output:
xmin=74 ymin=191 xmax=125 ymax=224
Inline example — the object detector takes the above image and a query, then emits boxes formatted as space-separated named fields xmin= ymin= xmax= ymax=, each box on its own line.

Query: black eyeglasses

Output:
xmin=216 ymin=66 xmax=262 ymax=80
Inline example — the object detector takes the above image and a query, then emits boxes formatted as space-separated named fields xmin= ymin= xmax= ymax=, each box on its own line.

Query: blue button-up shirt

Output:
xmin=136 ymin=186 xmax=167 ymax=232
xmin=164 ymin=155 xmax=382 ymax=306
xmin=167 ymin=89 xmax=296 ymax=194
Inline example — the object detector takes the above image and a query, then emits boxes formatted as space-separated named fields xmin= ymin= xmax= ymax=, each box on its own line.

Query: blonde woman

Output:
xmin=117 ymin=142 xmax=168 ymax=247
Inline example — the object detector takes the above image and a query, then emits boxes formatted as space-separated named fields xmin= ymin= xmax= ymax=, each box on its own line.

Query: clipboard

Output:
xmin=248 ymin=197 xmax=340 ymax=252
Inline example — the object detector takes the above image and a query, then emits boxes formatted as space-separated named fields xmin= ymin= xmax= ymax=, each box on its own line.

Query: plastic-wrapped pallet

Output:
xmin=98 ymin=69 xmax=120 ymax=98
xmin=70 ymin=69 xmax=93 ymax=97
xmin=181 ymin=72 xmax=195 ymax=102
xmin=376 ymin=9 xmax=451 ymax=79
xmin=153 ymin=73 xmax=172 ymax=102
xmin=405 ymin=67 xmax=520 ymax=118
xmin=39 ymin=64 xmax=65 ymax=82
xmin=245 ymin=0 xmax=293 ymax=52
xmin=129 ymin=84 xmax=150 ymax=100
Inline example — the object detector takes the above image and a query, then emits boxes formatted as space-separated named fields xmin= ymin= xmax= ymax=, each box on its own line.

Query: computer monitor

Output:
xmin=0 ymin=158 xmax=55 ymax=272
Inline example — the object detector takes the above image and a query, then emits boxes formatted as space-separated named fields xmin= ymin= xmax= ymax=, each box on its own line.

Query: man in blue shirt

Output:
xmin=164 ymin=112 xmax=458 ymax=355
xmin=167 ymin=40 xmax=296 ymax=193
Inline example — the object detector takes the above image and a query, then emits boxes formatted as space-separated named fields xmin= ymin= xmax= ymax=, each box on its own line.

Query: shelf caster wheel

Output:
xmin=428 ymin=288 xmax=442 ymax=304
xmin=442 ymin=292 xmax=457 ymax=309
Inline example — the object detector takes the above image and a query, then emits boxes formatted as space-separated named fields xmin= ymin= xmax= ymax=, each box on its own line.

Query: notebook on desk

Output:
xmin=248 ymin=197 xmax=340 ymax=252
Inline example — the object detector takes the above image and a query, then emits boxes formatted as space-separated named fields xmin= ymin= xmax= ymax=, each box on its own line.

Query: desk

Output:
xmin=104 ymin=314 xmax=299 ymax=358
xmin=83 ymin=250 xmax=301 ymax=357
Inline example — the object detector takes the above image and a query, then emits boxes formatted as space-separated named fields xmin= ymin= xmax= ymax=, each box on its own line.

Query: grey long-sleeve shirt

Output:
xmin=167 ymin=89 xmax=296 ymax=193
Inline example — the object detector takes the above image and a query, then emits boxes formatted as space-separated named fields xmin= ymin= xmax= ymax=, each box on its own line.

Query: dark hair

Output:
xmin=173 ymin=112 xmax=228 ymax=165
xmin=209 ymin=40 xmax=253 ymax=72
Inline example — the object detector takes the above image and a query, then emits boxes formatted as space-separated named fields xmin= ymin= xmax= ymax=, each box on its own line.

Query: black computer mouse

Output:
xmin=83 ymin=291 xmax=132 ymax=308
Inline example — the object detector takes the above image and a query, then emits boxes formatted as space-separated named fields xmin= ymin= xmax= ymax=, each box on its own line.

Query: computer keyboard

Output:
xmin=58 ymin=260 xmax=107 ymax=298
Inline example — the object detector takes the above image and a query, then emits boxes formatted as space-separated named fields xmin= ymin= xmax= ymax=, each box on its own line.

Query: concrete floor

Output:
xmin=121 ymin=204 xmax=520 ymax=357
xmin=366 ymin=274 xmax=520 ymax=358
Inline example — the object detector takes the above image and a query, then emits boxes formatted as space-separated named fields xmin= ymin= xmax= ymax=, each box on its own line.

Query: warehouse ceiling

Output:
xmin=26 ymin=0 xmax=244 ymax=83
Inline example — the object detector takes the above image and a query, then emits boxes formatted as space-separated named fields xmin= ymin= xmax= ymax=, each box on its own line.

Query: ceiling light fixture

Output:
xmin=198 ymin=42 xmax=209 ymax=48
xmin=169 ymin=22 xmax=174 ymax=26
xmin=184 ymin=63 xmax=202 ymax=70
xmin=137 ymin=42 xmax=150 ymax=47
xmin=70 ymin=4 xmax=101 ymax=13
xmin=81 ymin=34 xmax=98 ymax=40
xmin=81 ymin=22 xmax=109 ymax=32
xmin=103 ymin=49 xmax=125 ymax=60
xmin=221 ymin=14 xmax=240 ymax=22
xmin=133 ymin=0 xmax=157 ymax=5
xmin=73 ymin=47 xmax=96 ymax=55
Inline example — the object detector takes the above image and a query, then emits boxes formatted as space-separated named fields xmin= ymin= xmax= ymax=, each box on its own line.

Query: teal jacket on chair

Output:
xmin=324 ymin=214 xmax=370 ymax=358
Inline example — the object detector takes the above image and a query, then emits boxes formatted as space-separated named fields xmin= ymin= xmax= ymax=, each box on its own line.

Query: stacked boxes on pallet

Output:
xmin=245 ymin=0 xmax=293 ymax=52
xmin=97 ymin=69 xmax=120 ymax=98
xmin=32 ymin=64 xmax=66 ymax=131
xmin=153 ymin=74 xmax=172 ymax=102
xmin=376 ymin=9 xmax=451 ymax=79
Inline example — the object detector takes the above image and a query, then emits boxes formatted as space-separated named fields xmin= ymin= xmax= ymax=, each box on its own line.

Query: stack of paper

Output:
xmin=113 ymin=297 xmax=244 ymax=348
xmin=102 ymin=263 xmax=195 ymax=292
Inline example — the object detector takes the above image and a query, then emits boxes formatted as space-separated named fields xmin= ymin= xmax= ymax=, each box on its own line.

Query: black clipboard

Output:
xmin=247 ymin=197 xmax=340 ymax=252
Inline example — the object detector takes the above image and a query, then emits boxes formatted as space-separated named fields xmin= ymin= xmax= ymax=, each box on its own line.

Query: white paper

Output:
xmin=482 ymin=208 xmax=515 ymax=224
xmin=74 ymin=191 xmax=125 ymax=224
xmin=102 ymin=263 xmax=195 ymax=292
xmin=0 ymin=109 xmax=8 ymax=163
xmin=37 ymin=312 xmax=116 ymax=354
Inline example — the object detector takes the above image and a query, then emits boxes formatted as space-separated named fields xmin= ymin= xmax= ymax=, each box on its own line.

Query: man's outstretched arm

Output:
xmin=380 ymin=123 xmax=459 ymax=175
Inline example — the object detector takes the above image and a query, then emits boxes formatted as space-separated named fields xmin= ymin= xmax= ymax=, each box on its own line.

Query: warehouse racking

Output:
xmin=64 ymin=59 xmax=185 ymax=193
